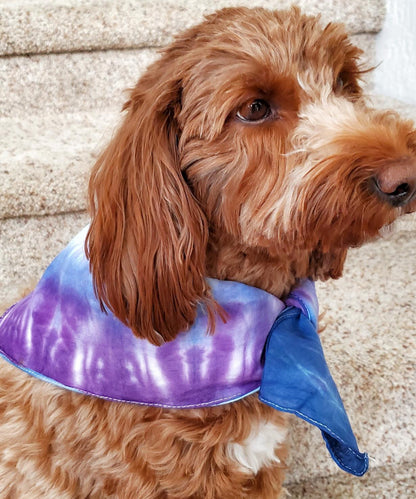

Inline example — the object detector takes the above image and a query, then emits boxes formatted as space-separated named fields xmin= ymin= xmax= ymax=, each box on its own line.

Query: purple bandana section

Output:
xmin=0 ymin=226 xmax=314 ymax=409
xmin=285 ymin=279 xmax=319 ymax=328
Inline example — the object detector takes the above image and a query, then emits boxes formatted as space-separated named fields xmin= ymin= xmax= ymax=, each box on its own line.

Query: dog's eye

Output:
xmin=237 ymin=99 xmax=271 ymax=122
xmin=334 ymin=71 xmax=362 ymax=100
xmin=336 ymin=75 xmax=345 ymax=91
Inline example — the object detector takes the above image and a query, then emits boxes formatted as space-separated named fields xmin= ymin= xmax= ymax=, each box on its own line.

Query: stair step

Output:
xmin=0 ymin=109 xmax=120 ymax=219
xmin=0 ymin=0 xmax=385 ymax=57
xmin=0 ymin=48 xmax=157 ymax=118
xmin=286 ymin=460 xmax=416 ymax=498
xmin=0 ymin=30 xmax=382 ymax=221
xmin=2 ymin=93 xmax=416 ymax=222
xmin=0 ymin=211 xmax=89 ymax=308
xmin=0 ymin=30 xmax=374 ymax=118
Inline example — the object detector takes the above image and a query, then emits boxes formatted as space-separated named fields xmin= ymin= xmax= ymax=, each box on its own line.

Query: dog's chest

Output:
xmin=227 ymin=420 xmax=288 ymax=474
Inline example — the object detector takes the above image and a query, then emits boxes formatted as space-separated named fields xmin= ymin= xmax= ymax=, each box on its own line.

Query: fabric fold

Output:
xmin=259 ymin=305 xmax=368 ymax=476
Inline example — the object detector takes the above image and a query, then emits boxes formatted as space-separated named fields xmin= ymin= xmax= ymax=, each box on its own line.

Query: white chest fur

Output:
xmin=226 ymin=421 xmax=288 ymax=474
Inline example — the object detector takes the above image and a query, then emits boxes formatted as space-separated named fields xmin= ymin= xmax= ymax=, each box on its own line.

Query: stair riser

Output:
xmin=0 ymin=110 xmax=120 ymax=219
xmin=0 ymin=48 xmax=157 ymax=118
xmin=0 ymin=212 xmax=89 ymax=308
xmin=0 ymin=0 xmax=385 ymax=57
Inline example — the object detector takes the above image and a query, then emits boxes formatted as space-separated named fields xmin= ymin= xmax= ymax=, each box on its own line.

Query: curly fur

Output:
xmin=1 ymin=7 xmax=415 ymax=498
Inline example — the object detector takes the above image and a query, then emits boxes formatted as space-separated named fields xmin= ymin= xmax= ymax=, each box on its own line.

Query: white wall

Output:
xmin=374 ymin=0 xmax=416 ymax=105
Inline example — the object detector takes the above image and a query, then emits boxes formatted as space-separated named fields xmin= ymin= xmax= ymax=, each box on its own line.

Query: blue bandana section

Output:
xmin=259 ymin=303 xmax=369 ymax=476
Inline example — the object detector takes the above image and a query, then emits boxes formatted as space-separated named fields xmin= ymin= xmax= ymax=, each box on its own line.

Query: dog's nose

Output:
xmin=372 ymin=160 xmax=416 ymax=207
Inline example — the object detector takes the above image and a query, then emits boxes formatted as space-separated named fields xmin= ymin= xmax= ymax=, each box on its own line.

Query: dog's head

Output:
xmin=86 ymin=7 xmax=416 ymax=343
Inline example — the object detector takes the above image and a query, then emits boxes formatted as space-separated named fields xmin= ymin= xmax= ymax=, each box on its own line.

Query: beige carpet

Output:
xmin=0 ymin=0 xmax=385 ymax=56
xmin=286 ymin=225 xmax=416 ymax=496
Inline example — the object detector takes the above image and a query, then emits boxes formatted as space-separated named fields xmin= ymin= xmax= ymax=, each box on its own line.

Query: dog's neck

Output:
xmin=206 ymin=234 xmax=347 ymax=298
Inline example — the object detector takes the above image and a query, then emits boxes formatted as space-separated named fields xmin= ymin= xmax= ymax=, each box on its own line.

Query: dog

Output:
xmin=0 ymin=6 xmax=415 ymax=498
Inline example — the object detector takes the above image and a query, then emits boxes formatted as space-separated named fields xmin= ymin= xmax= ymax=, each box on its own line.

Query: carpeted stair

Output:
xmin=0 ymin=1 xmax=415 ymax=497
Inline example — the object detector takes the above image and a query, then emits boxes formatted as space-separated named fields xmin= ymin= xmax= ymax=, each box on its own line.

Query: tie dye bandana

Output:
xmin=0 ymin=227 xmax=368 ymax=475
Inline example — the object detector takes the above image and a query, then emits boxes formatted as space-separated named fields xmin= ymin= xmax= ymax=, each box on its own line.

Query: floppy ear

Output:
xmin=86 ymin=58 xmax=213 ymax=345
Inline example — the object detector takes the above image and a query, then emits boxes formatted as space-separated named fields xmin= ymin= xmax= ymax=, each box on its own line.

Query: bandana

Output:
xmin=0 ymin=226 xmax=368 ymax=476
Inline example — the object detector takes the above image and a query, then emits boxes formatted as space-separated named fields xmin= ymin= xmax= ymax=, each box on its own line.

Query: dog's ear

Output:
xmin=86 ymin=58 xmax=212 ymax=345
